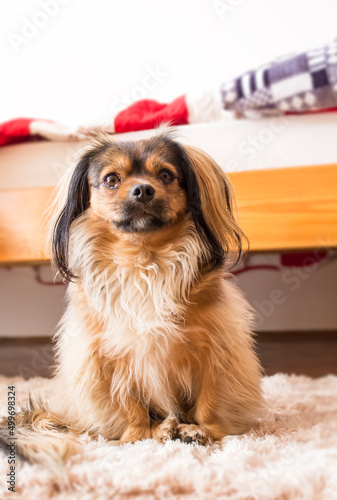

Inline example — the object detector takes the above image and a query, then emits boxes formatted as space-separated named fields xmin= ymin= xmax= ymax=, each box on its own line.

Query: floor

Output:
xmin=0 ymin=332 xmax=336 ymax=379
xmin=256 ymin=331 xmax=337 ymax=377
xmin=1 ymin=372 xmax=336 ymax=499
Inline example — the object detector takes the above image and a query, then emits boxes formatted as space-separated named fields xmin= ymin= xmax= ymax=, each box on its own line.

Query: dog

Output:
xmin=0 ymin=130 xmax=263 ymax=465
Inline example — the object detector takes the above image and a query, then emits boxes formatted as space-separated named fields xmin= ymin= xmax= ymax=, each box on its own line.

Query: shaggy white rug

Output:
xmin=0 ymin=374 xmax=337 ymax=500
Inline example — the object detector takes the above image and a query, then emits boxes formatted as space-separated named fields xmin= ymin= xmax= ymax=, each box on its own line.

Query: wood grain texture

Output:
xmin=0 ymin=186 xmax=55 ymax=265
xmin=0 ymin=164 xmax=336 ymax=265
xmin=232 ymin=164 xmax=337 ymax=252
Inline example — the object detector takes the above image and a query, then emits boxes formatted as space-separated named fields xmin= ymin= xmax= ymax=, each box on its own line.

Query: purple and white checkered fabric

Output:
xmin=221 ymin=42 xmax=337 ymax=114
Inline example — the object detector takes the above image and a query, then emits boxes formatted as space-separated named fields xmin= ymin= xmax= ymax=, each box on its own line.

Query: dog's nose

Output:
xmin=130 ymin=183 xmax=155 ymax=203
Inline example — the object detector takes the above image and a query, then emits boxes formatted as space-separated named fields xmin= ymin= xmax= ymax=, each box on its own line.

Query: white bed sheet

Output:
xmin=0 ymin=113 xmax=336 ymax=190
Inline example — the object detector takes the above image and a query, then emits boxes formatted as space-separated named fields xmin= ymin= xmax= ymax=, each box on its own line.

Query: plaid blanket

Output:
xmin=221 ymin=41 xmax=337 ymax=114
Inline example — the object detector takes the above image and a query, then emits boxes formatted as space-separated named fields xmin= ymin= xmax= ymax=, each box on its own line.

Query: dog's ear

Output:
xmin=182 ymin=144 xmax=247 ymax=270
xmin=51 ymin=149 xmax=93 ymax=281
xmin=51 ymin=132 xmax=115 ymax=281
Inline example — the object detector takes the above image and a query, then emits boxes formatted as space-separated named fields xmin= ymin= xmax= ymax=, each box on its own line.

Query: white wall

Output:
xmin=0 ymin=266 xmax=65 ymax=338
xmin=1 ymin=0 xmax=337 ymax=126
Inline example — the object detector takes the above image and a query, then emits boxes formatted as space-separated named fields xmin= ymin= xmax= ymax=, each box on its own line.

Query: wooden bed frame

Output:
xmin=0 ymin=163 xmax=336 ymax=266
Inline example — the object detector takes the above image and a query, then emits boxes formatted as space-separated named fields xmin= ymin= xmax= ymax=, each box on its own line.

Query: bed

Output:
xmin=0 ymin=114 xmax=337 ymax=265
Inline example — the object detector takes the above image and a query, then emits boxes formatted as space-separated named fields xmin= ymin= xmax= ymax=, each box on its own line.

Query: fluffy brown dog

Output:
xmin=0 ymin=130 xmax=263 ymax=464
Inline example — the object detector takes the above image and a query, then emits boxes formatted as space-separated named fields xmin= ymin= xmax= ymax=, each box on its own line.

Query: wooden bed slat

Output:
xmin=0 ymin=186 xmax=54 ymax=266
xmin=231 ymin=163 xmax=337 ymax=252
xmin=0 ymin=164 xmax=336 ymax=265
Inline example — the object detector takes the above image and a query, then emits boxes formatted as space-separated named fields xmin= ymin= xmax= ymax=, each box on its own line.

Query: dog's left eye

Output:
xmin=103 ymin=173 xmax=121 ymax=189
xmin=157 ymin=169 xmax=175 ymax=185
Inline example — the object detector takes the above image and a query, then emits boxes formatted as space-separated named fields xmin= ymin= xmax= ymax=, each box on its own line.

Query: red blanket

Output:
xmin=0 ymin=96 xmax=194 ymax=147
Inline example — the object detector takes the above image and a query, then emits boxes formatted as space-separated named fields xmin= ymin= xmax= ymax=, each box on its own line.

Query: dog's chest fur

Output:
xmin=61 ymin=218 xmax=205 ymax=415
xmin=70 ymin=216 xmax=202 ymax=341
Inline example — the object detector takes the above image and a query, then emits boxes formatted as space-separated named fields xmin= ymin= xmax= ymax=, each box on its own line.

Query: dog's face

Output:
xmin=88 ymin=138 xmax=188 ymax=233
xmin=52 ymin=131 xmax=246 ymax=281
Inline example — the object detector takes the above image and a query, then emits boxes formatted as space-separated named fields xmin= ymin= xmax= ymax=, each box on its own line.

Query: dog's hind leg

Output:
xmin=119 ymin=395 xmax=152 ymax=443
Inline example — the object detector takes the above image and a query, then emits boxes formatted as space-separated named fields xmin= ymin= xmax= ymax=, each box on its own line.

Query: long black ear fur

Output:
xmin=168 ymin=140 xmax=227 ymax=270
xmin=52 ymin=152 xmax=92 ymax=281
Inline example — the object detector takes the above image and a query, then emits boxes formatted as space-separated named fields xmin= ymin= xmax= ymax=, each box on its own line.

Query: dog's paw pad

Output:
xmin=177 ymin=424 xmax=210 ymax=446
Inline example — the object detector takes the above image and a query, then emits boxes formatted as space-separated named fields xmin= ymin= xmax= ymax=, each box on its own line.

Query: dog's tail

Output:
xmin=0 ymin=397 xmax=81 ymax=468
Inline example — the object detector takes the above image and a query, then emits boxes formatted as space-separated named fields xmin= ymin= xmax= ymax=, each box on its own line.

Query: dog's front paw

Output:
xmin=177 ymin=424 xmax=211 ymax=446
xmin=152 ymin=416 xmax=178 ymax=443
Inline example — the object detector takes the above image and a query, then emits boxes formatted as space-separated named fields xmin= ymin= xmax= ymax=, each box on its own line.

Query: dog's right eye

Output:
xmin=103 ymin=173 xmax=121 ymax=189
